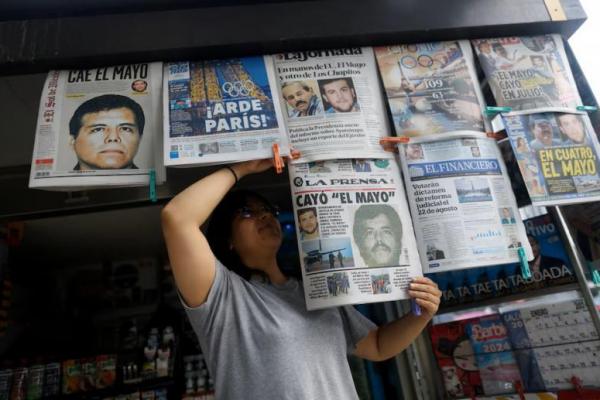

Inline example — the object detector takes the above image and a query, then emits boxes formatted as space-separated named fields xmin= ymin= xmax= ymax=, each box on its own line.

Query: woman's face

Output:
xmin=230 ymin=198 xmax=282 ymax=266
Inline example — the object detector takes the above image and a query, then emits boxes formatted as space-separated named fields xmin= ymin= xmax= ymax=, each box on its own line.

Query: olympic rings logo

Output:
xmin=222 ymin=80 xmax=256 ymax=97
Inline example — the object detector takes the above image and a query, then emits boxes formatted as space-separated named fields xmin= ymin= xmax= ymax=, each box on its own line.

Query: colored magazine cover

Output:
xmin=501 ymin=310 xmax=546 ymax=392
xmin=428 ymin=213 xmax=575 ymax=308
xmin=429 ymin=319 xmax=483 ymax=398
xmin=466 ymin=315 xmax=522 ymax=395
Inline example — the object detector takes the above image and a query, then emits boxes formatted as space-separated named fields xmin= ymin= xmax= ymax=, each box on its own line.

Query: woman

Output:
xmin=161 ymin=160 xmax=442 ymax=399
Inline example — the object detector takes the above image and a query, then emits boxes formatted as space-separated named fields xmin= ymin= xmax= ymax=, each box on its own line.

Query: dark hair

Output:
xmin=319 ymin=77 xmax=353 ymax=92
xmin=352 ymin=204 xmax=403 ymax=247
xmin=69 ymin=94 xmax=145 ymax=138
xmin=281 ymin=81 xmax=312 ymax=95
xmin=297 ymin=207 xmax=317 ymax=226
xmin=206 ymin=189 xmax=275 ymax=280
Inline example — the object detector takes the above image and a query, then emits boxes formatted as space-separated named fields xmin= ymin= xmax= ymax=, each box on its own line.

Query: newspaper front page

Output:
xmin=472 ymin=35 xmax=581 ymax=111
xmin=273 ymin=48 xmax=392 ymax=163
xmin=502 ymin=110 xmax=600 ymax=205
xmin=163 ymin=56 xmax=288 ymax=166
xmin=29 ymin=63 xmax=165 ymax=190
xmin=288 ymin=159 xmax=422 ymax=310
xmin=374 ymin=41 xmax=487 ymax=137
xmin=398 ymin=131 xmax=532 ymax=273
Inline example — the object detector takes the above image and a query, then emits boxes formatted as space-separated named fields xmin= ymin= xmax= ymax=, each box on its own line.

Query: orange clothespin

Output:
xmin=272 ymin=143 xmax=285 ymax=174
xmin=379 ymin=136 xmax=410 ymax=144
xmin=379 ymin=136 xmax=410 ymax=153
xmin=515 ymin=380 xmax=525 ymax=400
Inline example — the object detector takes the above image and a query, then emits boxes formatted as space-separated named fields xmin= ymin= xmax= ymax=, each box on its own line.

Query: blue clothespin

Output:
xmin=149 ymin=169 xmax=157 ymax=203
xmin=411 ymin=299 xmax=422 ymax=316
xmin=592 ymin=270 xmax=600 ymax=286
xmin=576 ymin=105 xmax=598 ymax=112
xmin=484 ymin=106 xmax=512 ymax=117
xmin=518 ymin=247 xmax=531 ymax=279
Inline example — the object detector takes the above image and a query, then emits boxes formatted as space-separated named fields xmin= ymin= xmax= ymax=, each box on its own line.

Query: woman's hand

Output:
xmin=408 ymin=277 xmax=442 ymax=319
xmin=231 ymin=159 xmax=274 ymax=180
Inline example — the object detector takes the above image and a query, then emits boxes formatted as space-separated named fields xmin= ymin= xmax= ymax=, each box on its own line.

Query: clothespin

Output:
xmin=514 ymin=380 xmax=525 ymax=400
xmin=518 ymin=247 xmax=531 ymax=279
xmin=271 ymin=143 xmax=285 ymax=174
xmin=592 ymin=269 xmax=600 ymax=286
xmin=380 ymin=136 xmax=410 ymax=153
xmin=149 ymin=169 xmax=157 ymax=203
xmin=484 ymin=106 xmax=512 ymax=117
xmin=576 ymin=105 xmax=598 ymax=112
xmin=379 ymin=136 xmax=410 ymax=145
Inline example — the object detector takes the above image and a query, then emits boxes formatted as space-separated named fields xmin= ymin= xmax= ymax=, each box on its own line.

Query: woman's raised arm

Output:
xmin=161 ymin=160 xmax=273 ymax=307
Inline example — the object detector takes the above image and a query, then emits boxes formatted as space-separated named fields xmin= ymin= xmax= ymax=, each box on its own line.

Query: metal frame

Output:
xmin=0 ymin=0 xmax=587 ymax=75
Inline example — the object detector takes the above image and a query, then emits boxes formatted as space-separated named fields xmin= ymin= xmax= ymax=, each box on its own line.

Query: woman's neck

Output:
xmin=245 ymin=255 xmax=287 ymax=285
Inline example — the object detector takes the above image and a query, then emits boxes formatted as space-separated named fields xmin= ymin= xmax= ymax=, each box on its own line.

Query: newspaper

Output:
xmin=288 ymin=159 xmax=422 ymax=310
xmin=273 ymin=48 xmax=392 ymax=163
xmin=502 ymin=110 xmax=600 ymax=206
xmin=398 ymin=131 xmax=533 ymax=273
xmin=29 ymin=63 xmax=165 ymax=190
xmin=163 ymin=57 xmax=288 ymax=166
xmin=472 ymin=35 xmax=581 ymax=111
xmin=374 ymin=41 xmax=487 ymax=137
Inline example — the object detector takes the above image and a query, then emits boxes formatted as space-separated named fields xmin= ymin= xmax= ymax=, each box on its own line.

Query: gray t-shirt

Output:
xmin=181 ymin=260 xmax=377 ymax=400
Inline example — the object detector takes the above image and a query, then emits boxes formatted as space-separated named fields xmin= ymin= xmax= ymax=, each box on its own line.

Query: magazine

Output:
xmin=29 ymin=63 xmax=165 ymax=190
xmin=288 ymin=158 xmax=421 ymax=310
xmin=466 ymin=315 xmax=522 ymax=396
xmin=429 ymin=318 xmax=484 ymax=398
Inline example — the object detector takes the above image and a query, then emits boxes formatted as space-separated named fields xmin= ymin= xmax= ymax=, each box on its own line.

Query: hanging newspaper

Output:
xmin=398 ymin=131 xmax=533 ymax=273
xmin=374 ymin=41 xmax=487 ymax=137
xmin=273 ymin=47 xmax=392 ymax=163
xmin=288 ymin=159 xmax=422 ymax=310
xmin=472 ymin=35 xmax=581 ymax=111
xmin=29 ymin=63 xmax=165 ymax=190
xmin=502 ymin=110 xmax=600 ymax=206
xmin=163 ymin=57 xmax=288 ymax=166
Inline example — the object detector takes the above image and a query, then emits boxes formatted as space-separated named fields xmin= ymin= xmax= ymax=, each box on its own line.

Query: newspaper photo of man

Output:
xmin=69 ymin=94 xmax=144 ymax=170
xmin=528 ymin=115 xmax=562 ymax=151
xmin=557 ymin=113 xmax=588 ymax=145
xmin=281 ymin=81 xmax=324 ymax=118
xmin=318 ymin=78 xmax=360 ymax=113
xmin=297 ymin=207 xmax=320 ymax=241
xmin=353 ymin=204 xmax=402 ymax=267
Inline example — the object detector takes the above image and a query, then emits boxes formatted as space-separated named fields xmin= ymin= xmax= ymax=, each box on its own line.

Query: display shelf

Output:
xmin=0 ymin=0 xmax=587 ymax=75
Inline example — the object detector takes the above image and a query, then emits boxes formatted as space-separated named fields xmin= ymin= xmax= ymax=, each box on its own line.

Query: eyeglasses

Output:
xmin=235 ymin=205 xmax=280 ymax=219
